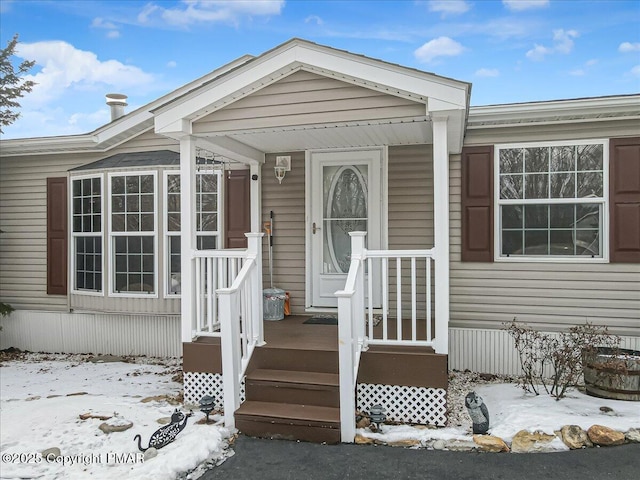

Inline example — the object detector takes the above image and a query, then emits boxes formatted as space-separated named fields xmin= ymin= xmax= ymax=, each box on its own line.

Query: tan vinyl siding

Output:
xmin=1 ymin=152 xmax=101 ymax=310
xmin=452 ymin=119 xmax=640 ymax=336
xmin=387 ymin=145 xmax=434 ymax=320
xmin=261 ymin=152 xmax=306 ymax=314
xmin=0 ymin=133 xmax=180 ymax=313
xmin=194 ymin=70 xmax=425 ymax=134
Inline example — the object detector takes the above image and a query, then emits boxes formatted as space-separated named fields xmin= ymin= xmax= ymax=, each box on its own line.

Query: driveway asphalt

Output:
xmin=201 ymin=435 xmax=639 ymax=480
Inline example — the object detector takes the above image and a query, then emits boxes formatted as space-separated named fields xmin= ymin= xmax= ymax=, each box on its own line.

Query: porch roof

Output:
xmin=153 ymin=38 xmax=471 ymax=161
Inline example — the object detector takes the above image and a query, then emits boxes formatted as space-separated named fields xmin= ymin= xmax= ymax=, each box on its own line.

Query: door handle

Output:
xmin=312 ymin=222 xmax=321 ymax=234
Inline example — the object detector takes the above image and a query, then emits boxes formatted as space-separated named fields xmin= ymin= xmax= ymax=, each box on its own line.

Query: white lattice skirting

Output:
xmin=183 ymin=372 xmax=245 ymax=408
xmin=357 ymin=383 xmax=447 ymax=426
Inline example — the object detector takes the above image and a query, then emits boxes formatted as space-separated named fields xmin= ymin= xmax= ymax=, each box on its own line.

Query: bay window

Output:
xmin=71 ymin=175 xmax=103 ymax=292
xmin=109 ymin=172 xmax=157 ymax=294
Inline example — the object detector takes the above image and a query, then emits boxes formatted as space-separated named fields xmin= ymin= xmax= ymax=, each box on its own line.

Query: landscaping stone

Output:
xmin=356 ymin=416 xmax=371 ymax=429
xmin=511 ymin=430 xmax=557 ymax=453
xmin=354 ymin=434 xmax=374 ymax=445
xmin=432 ymin=439 xmax=446 ymax=450
xmin=625 ymin=428 xmax=640 ymax=443
xmin=560 ymin=425 xmax=593 ymax=449
xmin=143 ymin=447 xmax=158 ymax=461
xmin=79 ymin=412 xmax=113 ymax=421
xmin=157 ymin=417 xmax=171 ymax=425
xmin=587 ymin=425 xmax=625 ymax=446
xmin=387 ymin=439 xmax=420 ymax=447
xmin=99 ymin=418 xmax=133 ymax=434
xmin=472 ymin=434 xmax=509 ymax=452
xmin=41 ymin=447 xmax=60 ymax=459
xmin=444 ymin=439 xmax=477 ymax=451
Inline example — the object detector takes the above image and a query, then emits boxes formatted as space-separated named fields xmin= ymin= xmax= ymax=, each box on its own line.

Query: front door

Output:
xmin=309 ymin=149 xmax=382 ymax=308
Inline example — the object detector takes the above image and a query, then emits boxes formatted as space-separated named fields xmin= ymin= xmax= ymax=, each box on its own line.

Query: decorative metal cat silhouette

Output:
xmin=134 ymin=409 xmax=192 ymax=452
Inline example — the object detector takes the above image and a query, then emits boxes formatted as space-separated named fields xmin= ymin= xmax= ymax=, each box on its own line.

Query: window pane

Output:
xmin=142 ymin=236 xmax=153 ymax=252
xmin=502 ymin=230 xmax=523 ymax=255
xmin=73 ymin=215 xmax=82 ymax=232
xmin=74 ymin=237 xmax=102 ymax=291
xmin=140 ymin=194 xmax=154 ymax=212
xmin=140 ymin=214 xmax=154 ymax=231
xmin=201 ymin=194 xmax=216 ymax=212
xmin=115 ymin=274 xmax=127 ymax=291
xmin=525 ymin=147 xmax=549 ymax=173
xmin=502 ymin=205 xmax=522 ymax=229
xmin=199 ymin=174 xmax=217 ymax=193
xmin=550 ymin=204 xmax=575 ymax=228
xmin=576 ymin=230 xmax=600 ymax=256
xmin=73 ymin=198 xmax=82 ymax=215
xmin=167 ymin=175 xmax=180 ymax=193
xmin=82 ymin=178 xmax=91 ymax=196
xmin=524 ymin=174 xmax=548 ymax=199
xmin=576 ymin=204 xmax=600 ymax=229
xmin=550 ymin=146 xmax=575 ymax=172
xmin=126 ymin=195 xmax=139 ymax=213
xmin=499 ymin=149 xmax=523 ymax=173
xmin=112 ymin=195 xmax=125 ymax=213
xmin=128 ymin=254 xmax=141 ymax=272
xmin=577 ymin=144 xmax=603 ymax=171
xmin=577 ymin=172 xmax=603 ymax=198
xmin=525 ymin=204 xmax=548 ymax=229
xmin=550 ymin=230 xmax=574 ymax=255
xmin=524 ymin=230 xmax=549 ymax=255
xmin=73 ymin=180 xmax=81 ymax=196
xmin=550 ymin=173 xmax=575 ymax=198
xmin=197 ymin=236 xmax=217 ymax=250
xmin=168 ymin=213 xmax=180 ymax=232
xmin=126 ymin=214 xmax=140 ymax=231
xmin=126 ymin=176 xmax=139 ymax=194
xmin=112 ymin=176 xmax=124 ymax=194
xmin=128 ymin=236 xmax=141 ymax=253
xmin=92 ymin=177 xmax=101 ymax=195
xmin=112 ymin=214 xmax=125 ymax=232
xmin=500 ymin=175 xmax=523 ymax=199
xmin=140 ymin=175 xmax=154 ymax=193
xmin=200 ymin=213 xmax=217 ymax=232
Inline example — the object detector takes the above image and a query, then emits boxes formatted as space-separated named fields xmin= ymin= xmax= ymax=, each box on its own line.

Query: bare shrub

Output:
xmin=504 ymin=319 xmax=620 ymax=399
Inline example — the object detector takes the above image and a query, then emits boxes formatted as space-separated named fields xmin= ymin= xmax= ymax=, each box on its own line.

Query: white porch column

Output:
xmin=249 ymin=164 xmax=262 ymax=233
xmin=180 ymin=136 xmax=197 ymax=344
xmin=432 ymin=116 xmax=450 ymax=354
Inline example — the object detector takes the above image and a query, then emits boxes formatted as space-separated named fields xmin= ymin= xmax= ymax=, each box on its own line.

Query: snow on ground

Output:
xmin=0 ymin=353 xmax=231 ymax=480
xmin=360 ymin=379 xmax=640 ymax=450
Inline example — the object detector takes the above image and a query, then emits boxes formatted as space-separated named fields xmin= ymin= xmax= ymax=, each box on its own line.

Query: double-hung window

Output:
xmin=71 ymin=175 xmax=103 ymax=292
xmin=496 ymin=140 xmax=607 ymax=260
xmin=165 ymin=170 xmax=221 ymax=296
xmin=109 ymin=172 xmax=157 ymax=294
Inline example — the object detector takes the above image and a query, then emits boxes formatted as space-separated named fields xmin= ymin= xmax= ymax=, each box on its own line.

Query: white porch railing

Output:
xmin=191 ymin=233 xmax=264 ymax=429
xmin=336 ymin=231 xmax=441 ymax=442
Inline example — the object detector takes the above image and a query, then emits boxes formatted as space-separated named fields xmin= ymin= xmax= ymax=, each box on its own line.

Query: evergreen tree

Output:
xmin=0 ymin=34 xmax=35 ymax=134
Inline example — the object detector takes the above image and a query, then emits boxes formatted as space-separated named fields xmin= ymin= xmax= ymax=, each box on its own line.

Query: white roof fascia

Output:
xmin=0 ymin=54 xmax=255 ymax=157
xmin=199 ymin=136 xmax=264 ymax=165
xmin=468 ymin=94 xmax=640 ymax=128
xmin=154 ymin=39 xmax=469 ymax=136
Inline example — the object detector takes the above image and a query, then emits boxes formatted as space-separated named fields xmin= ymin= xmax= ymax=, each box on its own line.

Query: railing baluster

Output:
xmin=427 ymin=256 xmax=432 ymax=342
xmin=411 ymin=256 xmax=417 ymax=342
xmin=382 ymin=257 xmax=388 ymax=341
xmin=367 ymin=257 xmax=373 ymax=340
xmin=207 ymin=257 xmax=214 ymax=332
xmin=195 ymin=257 xmax=202 ymax=331
xmin=396 ymin=257 xmax=402 ymax=341
xmin=212 ymin=258 xmax=218 ymax=329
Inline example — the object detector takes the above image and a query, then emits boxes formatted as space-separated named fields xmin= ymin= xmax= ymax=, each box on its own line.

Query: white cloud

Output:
xmin=428 ymin=1 xmax=471 ymax=17
xmin=305 ymin=15 xmax=323 ymax=25
xmin=569 ymin=69 xmax=585 ymax=76
xmin=526 ymin=29 xmax=578 ymax=61
xmin=138 ymin=0 xmax=285 ymax=27
xmin=585 ymin=59 xmax=598 ymax=67
xmin=475 ymin=68 xmax=500 ymax=77
xmin=167 ymin=60 xmax=177 ymax=68
xmin=92 ymin=17 xmax=120 ymax=39
xmin=15 ymin=41 xmax=155 ymax=106
xmin=631 ymin=65 xmax=640 ymax=78
xmin=503 ymin=0 xmax=549 ymax=11
xmin=414 ymin=36 xmax=464 ymax=63
xmin=619 ymin=42 xmax=640 ymax=53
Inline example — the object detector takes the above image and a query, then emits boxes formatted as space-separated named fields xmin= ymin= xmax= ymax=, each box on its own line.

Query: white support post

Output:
xmin=432 ymin=116 xmax=450 ymax=354
xmin=336 ymin=293 xmax=355 ymax=443
xmin=350 ymin=232 xmax=367 ymax=351
xmin=245 ymin=232 xmax=265 ymax=345
xmin=180 ymin=136 xmax=197 ymax=344
xmin=218 ymin=290 xmax=241 ymax=429
xmin=250 ymin=164 xmax=261 ymax=234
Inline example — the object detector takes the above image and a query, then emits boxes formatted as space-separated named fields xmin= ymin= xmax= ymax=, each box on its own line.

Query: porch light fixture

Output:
xmin=274 ymin=155 xmax=291 ymax=184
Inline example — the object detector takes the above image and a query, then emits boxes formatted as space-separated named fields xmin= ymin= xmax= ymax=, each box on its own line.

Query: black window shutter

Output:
xmin=47 ymin=177 xmax=68 ymax=295
xmin=461 ymin=146 xmax=494 ymax=262
xmin=610 ymin=137 xmax=640 ymax=263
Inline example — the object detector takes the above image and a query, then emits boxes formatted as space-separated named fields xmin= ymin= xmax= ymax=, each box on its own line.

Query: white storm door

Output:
xmin=310 ymin=149 xmax=382 ymax=308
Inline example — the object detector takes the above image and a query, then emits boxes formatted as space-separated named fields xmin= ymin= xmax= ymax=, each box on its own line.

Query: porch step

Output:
xmin=249 ymin=347 xmax=338 ymax=374
xmin=235 ymin=401 xmax=341 ymax=444
xmin=245 ymin=369 xmax=339 ymax=408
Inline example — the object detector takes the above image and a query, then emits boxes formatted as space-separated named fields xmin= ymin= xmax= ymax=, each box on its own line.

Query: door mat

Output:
xmin=303 ymin=316 xmax=338 ymax=325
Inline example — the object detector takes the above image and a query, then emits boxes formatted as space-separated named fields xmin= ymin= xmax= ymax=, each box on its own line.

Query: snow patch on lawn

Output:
xmin=0 ymin=354 xmax=231 ymax=480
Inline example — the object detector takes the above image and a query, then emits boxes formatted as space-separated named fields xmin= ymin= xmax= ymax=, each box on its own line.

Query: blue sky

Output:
xmin=1 ymin=0 xmax=639 ymax=139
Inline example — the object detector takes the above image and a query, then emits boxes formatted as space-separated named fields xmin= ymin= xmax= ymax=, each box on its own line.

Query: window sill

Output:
xmin=494 ymin=256 xmax=609 ymax=264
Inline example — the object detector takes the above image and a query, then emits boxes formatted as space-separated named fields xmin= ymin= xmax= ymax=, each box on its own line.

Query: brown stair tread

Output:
xmin=247 ymin=369 xmax=339 ymax=386
xmin=236 ymin=401 xmax=340 ymax=425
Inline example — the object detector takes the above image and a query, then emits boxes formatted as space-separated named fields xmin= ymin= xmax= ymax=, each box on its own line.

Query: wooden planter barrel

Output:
xmin=584 ymin=347 xmax=640 ymax=401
